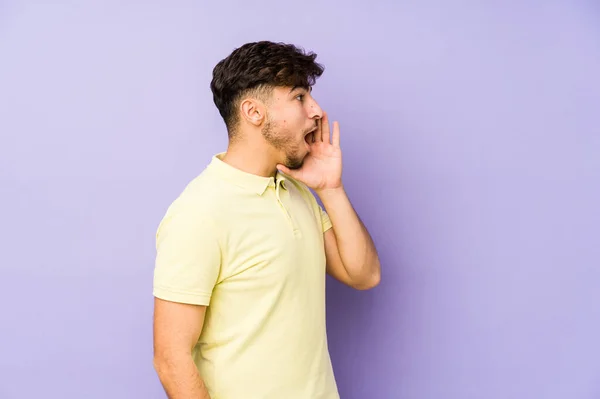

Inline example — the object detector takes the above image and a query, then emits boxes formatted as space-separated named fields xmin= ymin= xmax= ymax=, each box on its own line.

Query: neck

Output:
xmin=221 ymin=135 xmax=279 ymax=178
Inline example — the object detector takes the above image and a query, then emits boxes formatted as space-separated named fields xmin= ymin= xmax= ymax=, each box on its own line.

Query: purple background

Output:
xmin=1 ymin=1 xmax=599 ymax=398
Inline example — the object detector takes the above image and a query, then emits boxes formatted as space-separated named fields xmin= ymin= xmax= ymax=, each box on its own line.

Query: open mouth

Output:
xmin=304 ymin=132 xmax=313 ymax=151
xmin=303 ymin=125 xmax=318 ymax=151
xmin=304 ymin=131 xmax=315 ymax=144
xmin=304 ymin=125 xmax=318 ymax=143
xmin=304 ymin=126 xmax=318 ymax=150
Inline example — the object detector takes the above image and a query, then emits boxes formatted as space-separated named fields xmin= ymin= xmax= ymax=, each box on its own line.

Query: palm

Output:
xmin=294 ymin=141 xmax=342 ymax=189
xmin=278 ymin=112 xmax=343 ymax=191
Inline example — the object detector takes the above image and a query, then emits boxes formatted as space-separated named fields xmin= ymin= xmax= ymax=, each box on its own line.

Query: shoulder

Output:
xmin=155 ymin=170 xmax=227 ymax=241
xmin=281 ymin=175 xmax=327 ymax=219
xmin=282 ymin=175 xmax=317 ymax=203
xmin=281 ymin=174 xmax=332 ymax=232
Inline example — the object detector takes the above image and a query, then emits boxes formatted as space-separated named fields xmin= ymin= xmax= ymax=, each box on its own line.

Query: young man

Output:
xmin=152 ymin=41 xmax=381 ymax=399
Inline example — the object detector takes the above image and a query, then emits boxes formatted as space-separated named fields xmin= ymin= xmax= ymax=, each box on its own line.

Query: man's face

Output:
xmin=261 ymin=86 xmax=323 ymax=169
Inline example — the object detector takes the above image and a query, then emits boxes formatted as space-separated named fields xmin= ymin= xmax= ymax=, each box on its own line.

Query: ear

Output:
xmin=240 ymin=98 xmax=266 ymax=127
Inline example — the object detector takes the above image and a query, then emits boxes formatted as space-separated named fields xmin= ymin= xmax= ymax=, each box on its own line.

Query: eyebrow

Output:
xmin=289 ymin=85 xmax=312 ymax=94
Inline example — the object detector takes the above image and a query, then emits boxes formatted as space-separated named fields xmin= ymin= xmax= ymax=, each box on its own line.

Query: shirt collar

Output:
xmin=206 ymin=152 xmax=289 ymax=195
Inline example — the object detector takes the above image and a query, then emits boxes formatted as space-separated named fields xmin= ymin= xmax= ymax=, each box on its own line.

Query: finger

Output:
xmin=332 ymin=121 xmax=340 ymax=147
xmin=321 ymin=111 xmax=330 ymax=143
xmin=276 ymin=164 xmax=298 ymax=178
xmin=313 ymin=118 xmax=321 ymax=143
xmin=276 ymin=164 xmax=290 ymax=174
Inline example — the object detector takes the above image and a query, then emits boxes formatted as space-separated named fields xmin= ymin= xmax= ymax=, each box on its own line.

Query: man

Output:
xmin=152 ymin=41 xmax=381 ymax=399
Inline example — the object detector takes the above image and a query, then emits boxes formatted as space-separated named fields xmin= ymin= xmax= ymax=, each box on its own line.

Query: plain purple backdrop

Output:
xmin=1 ymin=1 xmax=599 ymax=398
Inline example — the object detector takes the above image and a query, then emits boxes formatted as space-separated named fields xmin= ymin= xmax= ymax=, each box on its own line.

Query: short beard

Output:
xmin=261 ymin=119 xmax=288 ymax=150
xmin=261 ymin=118 xmax=304 ymax=170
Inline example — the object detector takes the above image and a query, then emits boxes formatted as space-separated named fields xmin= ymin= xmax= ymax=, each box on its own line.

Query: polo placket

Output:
xmin=270 ymin=178 xmax=301 ymax=238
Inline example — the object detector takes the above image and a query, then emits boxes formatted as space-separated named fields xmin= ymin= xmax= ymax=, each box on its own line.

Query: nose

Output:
xmin=308 ymin=98 xmax=323 ymax=120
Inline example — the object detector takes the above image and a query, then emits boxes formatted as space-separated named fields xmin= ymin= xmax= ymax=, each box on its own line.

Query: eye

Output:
xmin=295 ymin=94 xmax=304 ymax=101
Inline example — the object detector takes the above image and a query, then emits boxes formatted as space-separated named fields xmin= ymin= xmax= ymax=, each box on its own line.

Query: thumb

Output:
xmin=276 ymin=164 xmax=296 ymax=177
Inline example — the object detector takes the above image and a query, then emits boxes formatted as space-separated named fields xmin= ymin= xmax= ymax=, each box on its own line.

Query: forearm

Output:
xmin=317 ymin=185 xmax=380 ymax=282
xmin=154 ymin=354 xmax=211 ymax=399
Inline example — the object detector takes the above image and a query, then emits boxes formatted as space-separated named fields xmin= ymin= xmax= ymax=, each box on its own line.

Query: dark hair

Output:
xmin=210 ymin=41 xmax=324 ymax=136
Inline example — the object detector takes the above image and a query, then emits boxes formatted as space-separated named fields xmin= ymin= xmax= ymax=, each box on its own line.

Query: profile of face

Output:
xmin=261 ymin=86 xmax=323 ymax=169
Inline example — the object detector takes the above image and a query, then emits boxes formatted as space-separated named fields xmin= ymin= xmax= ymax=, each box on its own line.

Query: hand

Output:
xmin=277 ymin=111 xmax=343 ymax=192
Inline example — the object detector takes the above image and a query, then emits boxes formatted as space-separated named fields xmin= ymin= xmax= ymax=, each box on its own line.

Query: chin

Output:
xmin=284 ymin=154 xmax=305 ymax=170
xmin=286 ymin=159 xmax=303 ymax=170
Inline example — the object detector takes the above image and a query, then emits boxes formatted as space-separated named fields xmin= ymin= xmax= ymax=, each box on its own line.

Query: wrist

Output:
xmin=315 ymin=184 xmax=345 ymax=201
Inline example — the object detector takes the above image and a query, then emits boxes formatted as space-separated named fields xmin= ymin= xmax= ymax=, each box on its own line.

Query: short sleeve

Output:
xmin=153 ymin=207 xmax=221 ymax=306
xmin=319 ymin=205 xmax=333 ymax=233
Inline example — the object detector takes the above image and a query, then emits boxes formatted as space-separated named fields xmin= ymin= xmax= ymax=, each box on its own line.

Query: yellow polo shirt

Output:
xmin=153 ymin=153 xmax=339 ymax=399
